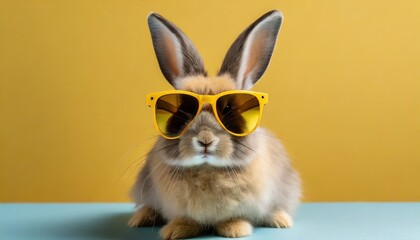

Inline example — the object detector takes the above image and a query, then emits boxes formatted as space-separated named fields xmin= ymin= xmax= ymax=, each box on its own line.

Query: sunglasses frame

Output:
xmin=146 ymin=90 xmax=268 ymax=139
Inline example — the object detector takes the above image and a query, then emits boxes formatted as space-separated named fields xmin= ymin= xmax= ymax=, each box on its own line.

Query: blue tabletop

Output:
xmin=1 ymin=203 xmax=419 ymax=239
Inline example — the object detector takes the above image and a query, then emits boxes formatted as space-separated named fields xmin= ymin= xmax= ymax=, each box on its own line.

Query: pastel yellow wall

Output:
xmin=1 ymin=0 xmax=420 ymax=202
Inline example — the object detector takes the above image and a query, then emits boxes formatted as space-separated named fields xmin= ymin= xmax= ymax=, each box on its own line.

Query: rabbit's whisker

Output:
xmin=227 ymin=161 xmax=244 ymax=197
xmin=140 ymin=160 xmax=165 ymax=202
xmin=119 ymin=142 xmax=178 ymax=180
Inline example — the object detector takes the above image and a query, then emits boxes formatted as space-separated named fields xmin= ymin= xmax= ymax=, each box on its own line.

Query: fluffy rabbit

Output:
xmin=129 ymin=10 xmax=301 ymax=239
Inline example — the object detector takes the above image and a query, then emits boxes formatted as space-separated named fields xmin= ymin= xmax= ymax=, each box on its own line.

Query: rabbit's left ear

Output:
xmin=218 ymin=10 xmax=283 ymax=90
xmin=148 ymin=13 xmax=206 ymax=88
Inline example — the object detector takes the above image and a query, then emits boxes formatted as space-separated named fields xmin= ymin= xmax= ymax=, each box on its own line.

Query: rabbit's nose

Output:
xmin=197 ymin=130 xmax=217 ymax=145
xmin=198 ymin=140 xmax=214 ymax=148
xmin=193 ymin=130 xmax=219 ymax=152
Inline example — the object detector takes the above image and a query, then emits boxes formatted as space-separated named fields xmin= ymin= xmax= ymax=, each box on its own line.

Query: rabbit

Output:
xmin=129 ymin=10 xmax=301 ymax=240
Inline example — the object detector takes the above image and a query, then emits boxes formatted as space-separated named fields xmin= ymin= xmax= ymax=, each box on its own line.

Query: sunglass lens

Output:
xmin=156 ymin=94 xmax=199 ymax=138
xmin=216 ymin=94 xmax=261 ymax=135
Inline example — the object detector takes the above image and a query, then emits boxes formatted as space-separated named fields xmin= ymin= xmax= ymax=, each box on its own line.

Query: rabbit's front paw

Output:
xmin=128 ymin=206 xmax=164 ymax=227
xmin=266 ymin=210 xmax=293 ymax=228
xmin=160 ymin=218 xmax=201 ymax=240
xmin=216 ymin=219 xmax=253 ymax=238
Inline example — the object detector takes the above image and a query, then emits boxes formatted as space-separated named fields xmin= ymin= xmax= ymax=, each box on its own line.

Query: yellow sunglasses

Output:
xmin=146 ymin=90 xmax=268 ymax=139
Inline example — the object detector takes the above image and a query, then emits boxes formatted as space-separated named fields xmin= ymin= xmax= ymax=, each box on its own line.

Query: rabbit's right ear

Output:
xmin=218 ymin=10 xmax=283 ymax=90
xmin=148 ymin=13 xmax=206 ymax=88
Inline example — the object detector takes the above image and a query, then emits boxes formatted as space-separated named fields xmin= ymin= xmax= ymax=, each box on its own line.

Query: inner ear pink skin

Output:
xmin=162 ymin=33 xmax=181 ymax=77
xmin=243 ymin=32 xmax=268 ymax=81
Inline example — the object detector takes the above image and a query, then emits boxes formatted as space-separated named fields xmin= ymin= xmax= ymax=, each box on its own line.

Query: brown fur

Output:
xmin=160 ymin=217 xmax=202 ymax=240
xmin=128 ymin=206 xmax=165 ymax=227
xmin=176 ymin=75 xmax=236 ymax=94
xmin=216 ymin=218 xmax=253 ymax=238
xmin=130 ymin=10 xmax=301 ymax=239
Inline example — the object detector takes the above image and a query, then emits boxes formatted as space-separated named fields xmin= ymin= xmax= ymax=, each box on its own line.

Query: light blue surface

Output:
xmin=1 ymin=203 xmax=420 ymax=239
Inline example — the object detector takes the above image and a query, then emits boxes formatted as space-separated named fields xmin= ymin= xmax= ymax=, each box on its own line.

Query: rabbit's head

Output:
xmin=147 ymin=11 xmax=282 ymax=168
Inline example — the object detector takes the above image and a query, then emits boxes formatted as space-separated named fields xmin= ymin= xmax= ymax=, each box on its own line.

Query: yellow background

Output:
xmin=1 ymin=0 xmax=420 ymax=202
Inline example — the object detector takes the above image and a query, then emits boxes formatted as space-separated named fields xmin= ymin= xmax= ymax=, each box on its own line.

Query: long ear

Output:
xmin=148 ymin=13 xmax=206 ymax=87
xmin=218 ymin=10 xmax=283 ymax=90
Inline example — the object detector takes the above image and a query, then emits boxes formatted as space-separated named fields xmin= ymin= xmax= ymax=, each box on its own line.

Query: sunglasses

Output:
xmin=146 ymin=90 xmax=268 ymax=139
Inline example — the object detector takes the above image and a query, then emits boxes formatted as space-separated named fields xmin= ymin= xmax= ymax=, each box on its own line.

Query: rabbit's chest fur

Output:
xmin=153 ymin=163 xmax=270 ymax=224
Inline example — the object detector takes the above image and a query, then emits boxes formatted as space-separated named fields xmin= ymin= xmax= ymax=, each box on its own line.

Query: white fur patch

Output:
xmin=165 ymin=155 xmax=252 ymax=168
xmin=165 ymin=135 xmax=242 ymax=167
